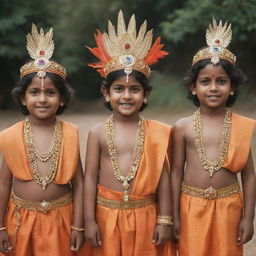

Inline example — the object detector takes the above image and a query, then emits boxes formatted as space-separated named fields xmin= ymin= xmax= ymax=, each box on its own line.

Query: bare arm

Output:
xmin=0 ymin=158 xmax=13 ymax=253
xmin=84 ymin=127 xmax=102 ymax=247
xmin=170 ymin=121 xmax=186 ymax=242
xmin=70 ymin=155 xmax=85 ymax=251
xmin=152 ymin=164 xmax=172 ymax=246
xmin=238 ymin=150 xmax=256 ymax=245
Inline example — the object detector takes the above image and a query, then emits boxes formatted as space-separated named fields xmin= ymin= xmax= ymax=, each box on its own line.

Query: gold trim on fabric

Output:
xmin=97 ymin=195 xmax=155 ymax=209
xmin=181 ymin=182 xmax=240 ymax=200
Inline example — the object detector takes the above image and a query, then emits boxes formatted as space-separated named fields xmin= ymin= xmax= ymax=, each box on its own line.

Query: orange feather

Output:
xmin=145 ymin=37 xmax=169 ymax=66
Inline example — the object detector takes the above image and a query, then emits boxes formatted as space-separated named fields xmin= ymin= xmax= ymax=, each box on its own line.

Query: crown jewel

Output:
xmin=192 ymin=18 xmax=236 ymax=66
xmin=20 ymin=24 xmax=66 ymax=80
xmin=87 ymin=10 xmax=168 ymax=78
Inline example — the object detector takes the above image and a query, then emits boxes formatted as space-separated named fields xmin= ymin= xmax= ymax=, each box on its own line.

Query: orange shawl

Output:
xmin=0 ymin=120 xmax=79 ymax=184
xmin=223 ymin=113 xmax=255 ymax=172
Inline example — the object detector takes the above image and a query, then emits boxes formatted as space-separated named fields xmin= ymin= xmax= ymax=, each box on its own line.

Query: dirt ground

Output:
xmin=0 ymin=107 xmax=255 ymax=255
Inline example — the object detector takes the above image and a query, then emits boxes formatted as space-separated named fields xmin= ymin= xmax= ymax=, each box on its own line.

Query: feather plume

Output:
xmin=145 ymin=37 xmax=169 ymax=65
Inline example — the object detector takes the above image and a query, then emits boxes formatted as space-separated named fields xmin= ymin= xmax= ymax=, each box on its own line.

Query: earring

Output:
xmin=60 ymin=102 xmax=64 ymax=107
xmin=143 ymin=98 xmax=147 ymax=104
xmin=192 ymin=91 xmax=197 ymax=95
xmin=230 ymin=92 xmax=234 ymax=96
xmin=106 ymin=96 xmax=110 ymax=102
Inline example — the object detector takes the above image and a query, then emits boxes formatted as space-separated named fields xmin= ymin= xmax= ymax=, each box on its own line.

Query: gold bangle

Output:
xmin=157 ymin=215 xmax=173 ymax=220
xmin=71 ymin=226 xmax=85 ymax=232
xmin=0 ymin=227 xmax=6 ymax=231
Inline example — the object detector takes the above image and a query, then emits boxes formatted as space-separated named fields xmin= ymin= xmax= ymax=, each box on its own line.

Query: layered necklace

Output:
xmin=193 ymin=109 xmax=232 ymax=177
xmin=24 ymin=118 xmax=62 ymax=189
xmin=105 ymin=115 xmax=144 ymax=201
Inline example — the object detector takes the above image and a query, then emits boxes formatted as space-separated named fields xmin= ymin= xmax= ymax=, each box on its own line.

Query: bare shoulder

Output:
xmin=88 ymin=122 xmax=105 ymax=137
xmin=173 ymin=115 xmax=193 ymax=132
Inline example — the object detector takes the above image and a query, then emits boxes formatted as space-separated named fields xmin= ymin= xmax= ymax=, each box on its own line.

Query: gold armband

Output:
xmin=0 ymin=227 xmax=7 ymax=231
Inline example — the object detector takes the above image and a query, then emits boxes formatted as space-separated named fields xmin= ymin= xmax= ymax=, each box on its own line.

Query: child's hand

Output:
xmin=0 ymin=230 xmax=12 ymax=254
xmin=70 ymin=230 xmax=85 ymax=251
xmin=152 ymin=224 xmax=172 ymax=246
xmin=172 ymin=219 xmax=180 ymax=243
xmin=84 ymin=222 xmax=102 ymax=247
xmin=237 ymin=218 xmax=254 ymax=245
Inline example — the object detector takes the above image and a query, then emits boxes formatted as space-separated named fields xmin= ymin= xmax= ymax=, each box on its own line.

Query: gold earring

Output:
xmin=60 ymin=102 xmax=64 ymax=107
xmin=230 ymin=92 xmax=234 ymax=96
xmin=192 ymin=91 xmax=197 ymax=95
xmin=143 ymin=98 xmax=147 ymax=104
xmin=106 ymin=96 xmax=110 ymax=102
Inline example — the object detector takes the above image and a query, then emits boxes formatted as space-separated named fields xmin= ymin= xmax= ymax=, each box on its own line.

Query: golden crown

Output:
xmin=192 ymin=18 xmax=236 ymax=66
xmin=87 ymin=10 xmax=168 ymax=78
xmin=20 ymin=24 xmax=66 ymax=80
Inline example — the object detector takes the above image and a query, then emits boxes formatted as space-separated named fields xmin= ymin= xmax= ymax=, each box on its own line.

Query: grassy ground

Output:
xmin=0 ymin=106 xmax=255 ymax=255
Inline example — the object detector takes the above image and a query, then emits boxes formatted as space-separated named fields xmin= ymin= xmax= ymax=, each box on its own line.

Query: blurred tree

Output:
xmin=161 ymin=0 xmax=256 ymax=94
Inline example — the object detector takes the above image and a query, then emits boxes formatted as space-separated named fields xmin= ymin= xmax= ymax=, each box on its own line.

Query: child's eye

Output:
xmin=29 ymin=90 xmax=39 ymax=95
xmin=46 ymin=90 xmax=57 ymax=96
xmin=114 ymin=87 xmax=122 ymax=92
xmin=200 ymin=80 xmax=209 ymax=85
xmin=217 ymin=78 xmax=227 ymax=85
xmin=131 ymin=87 xmax=140 ymax=92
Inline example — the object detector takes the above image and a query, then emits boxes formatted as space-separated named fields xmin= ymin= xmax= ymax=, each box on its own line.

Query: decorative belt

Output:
xmin=181 ymin=182 xmax=240 ymax=200
xmin=97 ymin=195 xmax=156 ymax=209
xmin=12 ymin=191 xmax=73 ymax=213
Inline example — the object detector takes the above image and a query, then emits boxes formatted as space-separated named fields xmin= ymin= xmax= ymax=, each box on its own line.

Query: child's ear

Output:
xmin=190 ymin=84 xmax=197 ymax=95
xmin=101 ymin=85 xmax=110 ymax=102
xmin=144 ymin=88 xmax=152 ymax=102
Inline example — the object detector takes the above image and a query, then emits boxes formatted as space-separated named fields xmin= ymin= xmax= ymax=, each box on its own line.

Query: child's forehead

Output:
xmin=111 ymin=75 xmax=142 ymax=87
xmin=198 ymin=63 xmax=228 ymax=77
xmin=27 ymin=76 xmax=57 ymax=90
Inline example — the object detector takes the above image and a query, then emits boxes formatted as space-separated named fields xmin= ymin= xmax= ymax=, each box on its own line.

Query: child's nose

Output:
xmin=39 ymin=92 xmax=47 ymax=102
xmin=209 ymin=81 xmax=218 ymax=90
xmin=123 ymin=89 xmax=132 ymax=99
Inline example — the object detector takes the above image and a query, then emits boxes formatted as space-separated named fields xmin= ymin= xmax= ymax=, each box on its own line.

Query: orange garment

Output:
xmin=0 ymin=120 xmax=79 ymax=183
xmin=178 ymin=113 xmax=255 ymax=256
xmin=1 ymin=200 xmax=77 ymax=256
xmin=0 ymin=120 xmax=82 ymax=256
xmin=84 ymin=120 xmax=176 ymax=256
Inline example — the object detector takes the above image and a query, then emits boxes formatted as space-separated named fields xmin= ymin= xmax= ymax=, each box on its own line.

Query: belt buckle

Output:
xmin=203 ymin=186 xmax=218 ymax=199
xmin=39 ymin=200 xmax=51 ymax=213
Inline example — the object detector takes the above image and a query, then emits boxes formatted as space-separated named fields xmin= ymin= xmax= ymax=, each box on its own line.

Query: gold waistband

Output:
xmin=181 ymin=182 xmax=240 ymax=200
xmin=97 ymin=195 xmax=156 ymax=209
xmin=12 ymin=191 xmax=73 ymax=213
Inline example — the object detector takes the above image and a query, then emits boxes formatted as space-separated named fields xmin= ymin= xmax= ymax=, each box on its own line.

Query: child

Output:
xmin=171 ymin=19 xmax=256 ymax=256
xmin=0 ymin=24 xmax=84 ymax=256
xmin=84 ymin=10 xmax=176 ymax=256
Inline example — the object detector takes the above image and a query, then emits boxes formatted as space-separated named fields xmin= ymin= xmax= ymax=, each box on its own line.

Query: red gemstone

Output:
xmin=215 ymin=40 xmax=220 ymax=44
xmin=39 ymin=50 xmax=45 ymax=55
xmin=124 ymin=43 xmax=131 ymax=50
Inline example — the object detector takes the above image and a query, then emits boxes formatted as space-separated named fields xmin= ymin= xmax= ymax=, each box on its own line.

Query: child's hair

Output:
xmin=12 ymin=72 xmax=74 ymax=115
xmin=183 ymin=59 xmax=247 ymax=107
xmin=101 ymin=70 xmax=152 ymax=111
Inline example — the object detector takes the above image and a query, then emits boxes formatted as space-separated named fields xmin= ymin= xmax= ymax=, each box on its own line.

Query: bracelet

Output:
xmin=71 ymin=225 xmax=85 ymax=232
xmin=157 ymin=215 xmax=173 ymax=220
xmin=0 ymin=227 xmax=7 ymax=231
xmin=156 ymin=215 xmax=173 ymax=226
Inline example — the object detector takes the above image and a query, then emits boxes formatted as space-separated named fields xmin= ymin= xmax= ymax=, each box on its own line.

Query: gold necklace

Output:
xmin=193 ymin=109 xmax=232 ymax=177
xmin=105 ymin=115 xmax=144 ymax=201
xmin=24 ymin=118 xmax=62 ymax=189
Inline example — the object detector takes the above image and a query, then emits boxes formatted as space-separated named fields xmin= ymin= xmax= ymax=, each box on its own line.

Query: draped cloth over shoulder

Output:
xmin=179 ymin=113 xmax=255 ymax=256
xmin=84 ymin=120 xmax=176 ymax=256
xmin=0 ymin=120 xmax=79 ymax=183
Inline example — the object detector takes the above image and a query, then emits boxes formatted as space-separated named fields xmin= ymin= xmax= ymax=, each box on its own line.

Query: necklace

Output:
xmin=105 ymin=115 xmax=144 ymax=201
xmin=193 ymin=109 xmax=232 ymax=177
xmin=24 ymin=118 xmax=62 ymax=189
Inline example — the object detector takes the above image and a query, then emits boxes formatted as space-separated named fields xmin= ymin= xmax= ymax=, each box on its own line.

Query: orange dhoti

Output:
xmin=0 ymin=193 xmax=80 ymax=256
xmin=178 ymin=183 xmax=243 ymax=256
xmin=84 ymin=185 xmax=176 ymax=256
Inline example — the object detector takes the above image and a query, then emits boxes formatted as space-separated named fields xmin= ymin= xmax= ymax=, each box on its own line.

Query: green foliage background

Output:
xmin=0 ymin=0 xmax=255 ymax=110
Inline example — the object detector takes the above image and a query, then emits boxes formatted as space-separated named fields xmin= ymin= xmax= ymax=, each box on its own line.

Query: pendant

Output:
xmin=123 ymin=194 xmax=129 ymax=201
xmin=209 ymin=168 xmax=214 ymax=177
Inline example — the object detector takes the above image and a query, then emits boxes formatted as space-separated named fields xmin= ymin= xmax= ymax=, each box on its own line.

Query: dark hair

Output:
xmin=101 ymin=70 xmax=152 ymax=111
xmin=12 ymin=72 xmax=74 ymax=115
xmin=183 ymin=59 xmax=246 ymax=107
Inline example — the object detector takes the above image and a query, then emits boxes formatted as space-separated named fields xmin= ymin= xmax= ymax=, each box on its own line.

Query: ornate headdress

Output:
xmin=192 ymin=18 xmax=236 ymax=66
xmin=20 ymin=24 xmax=66 ymax=80
xmin=87 ymin=10 xmax=168 ymax=79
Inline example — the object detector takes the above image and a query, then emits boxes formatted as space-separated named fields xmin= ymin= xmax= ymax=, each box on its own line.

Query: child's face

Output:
xmin=192 ymin=63 xmax=233 ymax=109
xmin=102 ymin=75 xmax=149 ymax=117
xmin=22 ymin=76 xmax=64 ymax=120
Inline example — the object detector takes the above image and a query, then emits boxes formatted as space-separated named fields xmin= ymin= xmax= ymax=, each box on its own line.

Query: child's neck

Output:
xmin=199 ymin=105 xmax=228 ymax=117
xmin=112 ymin=112 xmax=140 ymax=124
xmin=28 ymin=115 xmax=57 ymax=127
